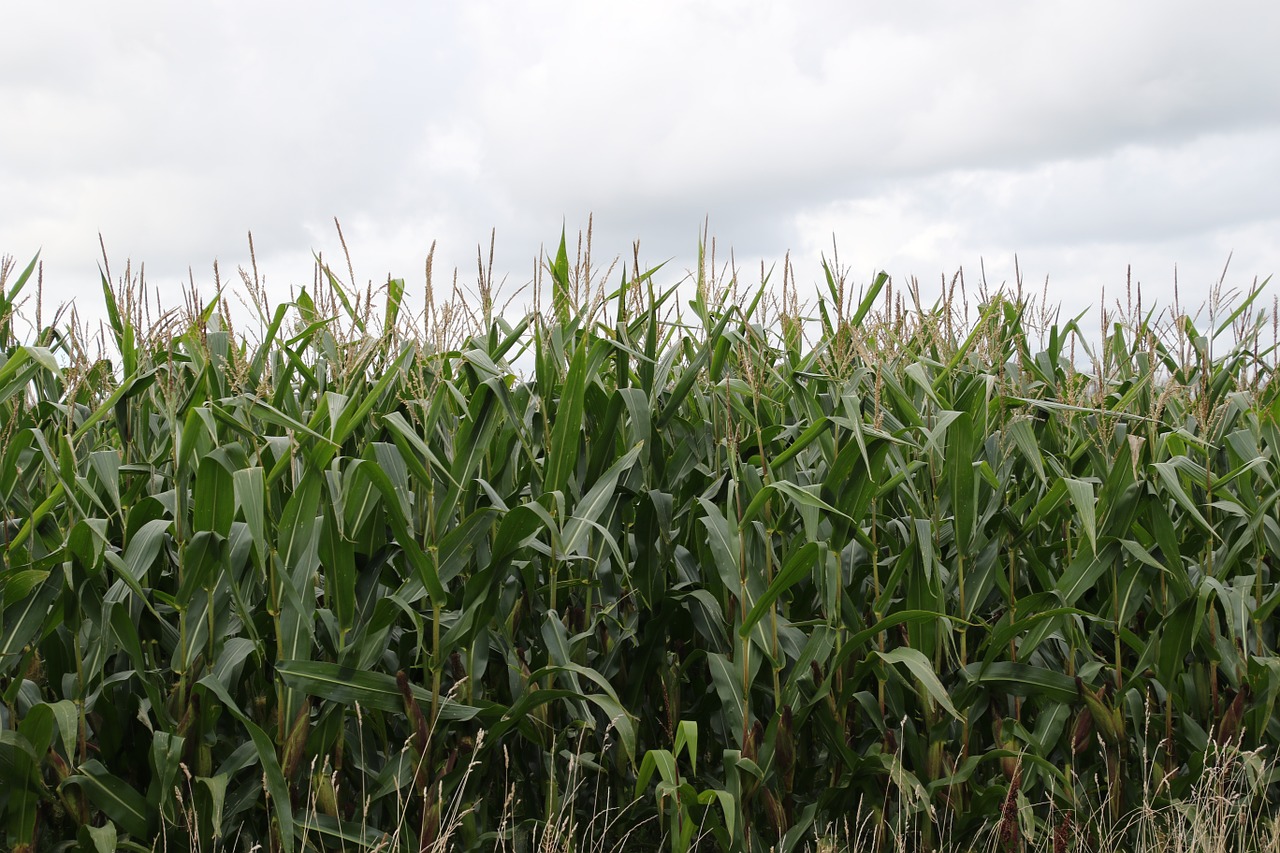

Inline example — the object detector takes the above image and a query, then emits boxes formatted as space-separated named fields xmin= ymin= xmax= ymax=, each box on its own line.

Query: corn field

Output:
xmin=1 ymin=232 xmax=1279 ymax=852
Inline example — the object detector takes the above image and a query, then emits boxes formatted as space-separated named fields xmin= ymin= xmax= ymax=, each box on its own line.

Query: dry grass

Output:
xmin=142 ymin=736 xmax=1276 ymax=852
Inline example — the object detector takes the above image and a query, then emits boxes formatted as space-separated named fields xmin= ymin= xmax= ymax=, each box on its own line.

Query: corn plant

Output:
xmin=0 ymin=234 xmax=1278 ymax=852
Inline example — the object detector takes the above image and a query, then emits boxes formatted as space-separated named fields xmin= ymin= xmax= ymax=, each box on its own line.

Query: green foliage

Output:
xmin=0 ymin=242 xmax=1278 ymax=852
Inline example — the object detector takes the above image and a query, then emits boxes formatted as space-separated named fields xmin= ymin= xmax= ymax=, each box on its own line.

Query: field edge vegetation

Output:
xmin=1 ymin=231 xmax=1278 ymax=851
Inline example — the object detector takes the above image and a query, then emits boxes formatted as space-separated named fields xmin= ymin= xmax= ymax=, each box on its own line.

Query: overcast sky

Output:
xmin=3 ymin=1 xmax=1278 ymax=343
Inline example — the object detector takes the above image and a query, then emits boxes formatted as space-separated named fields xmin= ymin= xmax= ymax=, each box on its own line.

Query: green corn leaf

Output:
xmin=330 ymin=344 xmax=414 ymax=453
xmin=233 ymin=466 xmax=267 ymax=566
xmin=770 ymin=416 xmax=833 ymax=470
xmin=380 ymin=410 xmax=454 ymax=486
xmin=946 ymin=411 xmax=976 ymax=555
xmin=831 ymin=611 xmax=953 ymax=670
xmin=1005 ymin=417 xmax=1047 ymax=483
xmin=64 ymin=760 xmax=154 ymax=839
xmin=437 ymin=387 xmax=502 ymax=526
xmin=383 ymin=276 xmax=405 ymax=337
xmin=0 ymin=731 xmax=42 ymax=852
xmin=44 ymin=699 xmax=80 ymax=764
xmin=740 ymin=542 xmax=820 ymax=636
xmin=275 ymin=660 xmax=487 ymax=721
xmin=1056 ymin=540 xmax=1120 ymax=606
xmin=0 ymin=252 xmax=39 ymax=342
xmin=656 ymin=305 xmax=737 ymax=429
xmin=0 ymin=729 xmax=42 ymax=789
xmin=195 ymin=676 xmax=295 ymax=853
xmin=961 ymin=661 xmax=1079 ymax=703
xmin=193 ymin=455 xmax=235 ymax=537
xmin=740 ymin=480 xmax=850 ymax=531
xmin=699 ymin=497 xmax=745 ymax=598
xmin=1152 ymin=460 xmax=1214 ymax=533
xmin=175 ymin=531 xmax=225 ymax=610
xmin=550 ymin=226 xmax=571 ymax=328
xmin=1063 ymin=477 xmax=1098 ymax=555
xmin=878 ymin=646 xmax=964 ymax=721
xmin=492 ymin=502 xmax=557 ymax=567
xmin=436 ymin=508 xmax=500 ymax=585
xmin=561 ymin=442 xmax=643 ymax=555
xmin=545 ymin=335 xmax=589 ymax=498
xmin=528 ymin=662 xmax=638 ymax=768
xmin=99 ymin=269 xmax=137 ymax=378
xmin=707 ymin=652 xmax=747 ymax=748
xmin=78 ymin=822 xmax=119 ymax=853
xmin=292 ymin=814 xmax=393 ymax=849
xmin=121 ymin=518 xmax=172 ymax=583
xmin=0 ymin=574 xmax=59 ymax=675
xmin=147 ymin=731 xmax=186 ymax=822
xmin=0 ymin=346 xmax=61 ymax=406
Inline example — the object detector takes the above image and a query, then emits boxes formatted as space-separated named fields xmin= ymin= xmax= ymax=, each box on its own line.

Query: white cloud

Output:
xmin=1 ymin=0 xmax=1276 ymax=334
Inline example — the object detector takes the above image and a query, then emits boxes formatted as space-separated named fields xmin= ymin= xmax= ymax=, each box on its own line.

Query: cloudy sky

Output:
xmin=3 ymin=1 xmax=1278 ymax=340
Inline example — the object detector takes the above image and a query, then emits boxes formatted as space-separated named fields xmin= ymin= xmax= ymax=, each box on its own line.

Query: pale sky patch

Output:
xmin=2 ymin=1 xmax=1276 ymax=340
